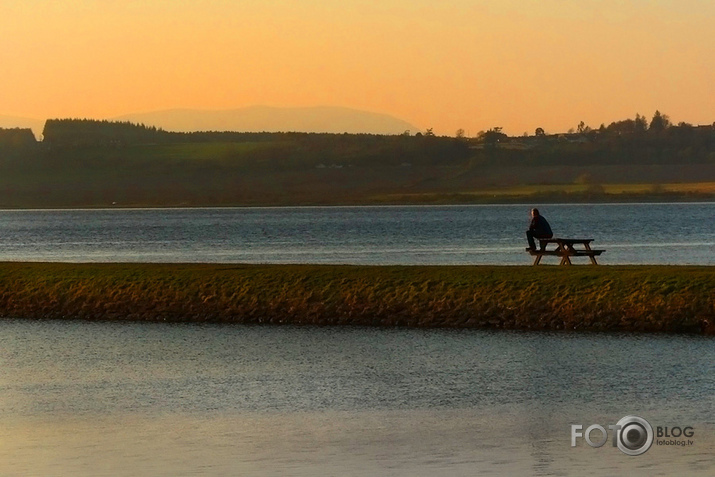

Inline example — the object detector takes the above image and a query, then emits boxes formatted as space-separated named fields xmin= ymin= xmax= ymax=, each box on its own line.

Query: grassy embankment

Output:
xmin=0 ymin=263 xmax=713 ymax=334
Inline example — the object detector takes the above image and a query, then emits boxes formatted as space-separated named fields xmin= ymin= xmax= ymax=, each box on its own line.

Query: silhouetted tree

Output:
xmin=576 ymin=121 xmax=590 ymax=134
xmin=606 ymin=119 xmax=635 ymax=135
xmin=634 ymin=114 xmax=648 ymax=133
xmin=479 ymin=127 xmax=507 ymax=146
xmin=42 ymin=119 xmax=169 ymax=148
xmin=649 ymin=110 xmax=671 ymax=133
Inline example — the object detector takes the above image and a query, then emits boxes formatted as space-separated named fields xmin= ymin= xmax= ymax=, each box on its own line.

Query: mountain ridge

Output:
xmin=0 ymin=106 xmax=420 ymax=136
xmin=111 ymin=106 xmax=420 ymax=134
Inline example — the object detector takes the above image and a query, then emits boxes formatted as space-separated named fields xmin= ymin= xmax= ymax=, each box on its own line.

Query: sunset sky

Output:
xmin=1 ymin=0 xmax=713 ymax=135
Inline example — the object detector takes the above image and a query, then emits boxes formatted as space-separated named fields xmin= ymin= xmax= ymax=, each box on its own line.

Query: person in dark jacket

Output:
xmin=526 ymin=208 xmax=553 ymax=251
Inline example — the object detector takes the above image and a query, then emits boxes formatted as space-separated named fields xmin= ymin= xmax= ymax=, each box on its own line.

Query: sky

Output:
xmin=1 ymin=0 xmax=713 ymax=136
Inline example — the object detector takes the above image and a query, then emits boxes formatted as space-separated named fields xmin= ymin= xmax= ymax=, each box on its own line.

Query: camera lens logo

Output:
xmin=615 ymin=416 xmax=653 ymax=456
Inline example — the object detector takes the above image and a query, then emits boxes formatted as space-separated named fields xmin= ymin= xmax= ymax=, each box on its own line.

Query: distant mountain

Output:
xmin=112 ymin=106 xmax=420 ymax=135
xmin=0 ymin=115 xmax=44 ymax=138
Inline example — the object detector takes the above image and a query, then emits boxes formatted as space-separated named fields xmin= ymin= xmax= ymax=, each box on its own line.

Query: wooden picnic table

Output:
xmin=527 ymin=238 xmax=605 ymax=265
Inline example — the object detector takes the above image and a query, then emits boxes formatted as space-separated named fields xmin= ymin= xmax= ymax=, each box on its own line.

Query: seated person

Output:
xmin=526 ymin=208 xmax=553 ymax=251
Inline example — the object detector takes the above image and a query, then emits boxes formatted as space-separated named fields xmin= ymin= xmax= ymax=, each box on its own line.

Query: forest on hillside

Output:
xmin=10 ymin=113 xmax=715 ymax=166
xmin=0 ymin=112 xmax=713 ymax=207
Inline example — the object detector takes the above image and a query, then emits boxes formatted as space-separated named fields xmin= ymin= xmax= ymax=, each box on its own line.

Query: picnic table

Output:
xmin=527 ymin=238 xmax=605 ymax=265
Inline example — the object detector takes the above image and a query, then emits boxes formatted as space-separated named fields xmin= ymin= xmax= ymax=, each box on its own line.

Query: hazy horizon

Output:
xmin=3 ymin=106 xmax=713 ymax=140
xmin=0 ymin=105 xmax=422 ymax=136
xmin=1 ymin=1 xmax=713 ymax=136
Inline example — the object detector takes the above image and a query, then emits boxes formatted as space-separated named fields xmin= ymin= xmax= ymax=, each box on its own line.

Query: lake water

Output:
xmin=1 ymin=204 xmax=713 ymax=475
xmin=0 ymin=321 xmax=712 ymax=476
xmin=0 ymin=202 xmax=713 ymax=265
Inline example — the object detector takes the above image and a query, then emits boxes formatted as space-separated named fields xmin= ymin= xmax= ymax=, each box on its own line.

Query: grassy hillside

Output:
xmin=2 ymin=144 xmax=714 ymax=207
xmin=1 ymin=118 xmax=714 ymax=207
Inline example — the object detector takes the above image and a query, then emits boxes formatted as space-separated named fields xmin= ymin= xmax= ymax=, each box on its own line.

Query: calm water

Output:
xmin=1 ymin=204 xmax=714 ymax=475
xmin=0 ymin=321 xmax=712 ymax=476
xmin=0 ymin=202 xmax=714 ymax=264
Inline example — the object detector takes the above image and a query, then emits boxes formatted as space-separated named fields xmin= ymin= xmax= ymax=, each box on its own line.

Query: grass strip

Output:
xmin=0 ymin=263 xmax=713 ymax=334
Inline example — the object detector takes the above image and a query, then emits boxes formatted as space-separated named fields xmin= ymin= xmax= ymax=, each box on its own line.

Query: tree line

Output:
xmin=474 ymin=111 xmax=715 ymax=166
xmin=0 ymin=113 xmax=712 ymax=168
xmin=0 ymin=128 xmax=36 ymax=150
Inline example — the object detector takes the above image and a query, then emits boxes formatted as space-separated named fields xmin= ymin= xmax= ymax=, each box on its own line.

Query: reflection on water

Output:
xmin=0 ymin=321 xmax=712 ymax=476
xmin=0 ymin=203 xmax=713 ymax=264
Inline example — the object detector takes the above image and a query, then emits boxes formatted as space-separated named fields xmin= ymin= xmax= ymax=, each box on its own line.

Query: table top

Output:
xmin=539 ymin=237 xmax=593 ymax=244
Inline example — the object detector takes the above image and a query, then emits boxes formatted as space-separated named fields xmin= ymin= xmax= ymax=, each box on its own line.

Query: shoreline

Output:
xmin=0 ymin=263 xmax=713 ymax=334
xmin=0 ymin=198 xmax=713 ymax=211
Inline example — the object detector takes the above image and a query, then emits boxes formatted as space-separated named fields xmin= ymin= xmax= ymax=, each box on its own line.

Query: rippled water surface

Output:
xmin=1 ymin=204 xmax=713 ymax=475
xmin=0 ymin=321 xmax=712 ymax=476
xmin=0 ymin=203 xmax=713 ymax=264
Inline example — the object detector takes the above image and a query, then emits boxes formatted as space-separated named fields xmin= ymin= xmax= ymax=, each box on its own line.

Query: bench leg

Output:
xmin=589 ymin=255 xmax=598 ymax=265
xmin=533 ymin=254 xmax=542 ymax=266
xmin=559 ymin=255 xmax=572 ymax=266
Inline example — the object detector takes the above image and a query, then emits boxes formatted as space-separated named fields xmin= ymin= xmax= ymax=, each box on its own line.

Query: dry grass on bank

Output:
xmin=0 ymin=263 xmax=713 ymax=334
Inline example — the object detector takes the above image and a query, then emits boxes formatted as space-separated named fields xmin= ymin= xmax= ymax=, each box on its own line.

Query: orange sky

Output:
xmin=1 ymin=0 xmax=713 ymax=135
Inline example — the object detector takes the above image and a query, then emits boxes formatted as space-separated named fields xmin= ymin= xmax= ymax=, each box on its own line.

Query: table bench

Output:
xmin=527 ymin=238 xmax=605 ymax=265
